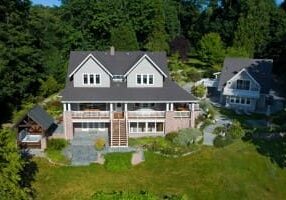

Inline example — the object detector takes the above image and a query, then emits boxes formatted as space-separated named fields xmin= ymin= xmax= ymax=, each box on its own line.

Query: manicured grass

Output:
xmin=45 ymin=149 xmax=70 ymax=165
xmin=104 ymin=153 xmax=132 ymax=172
xmin=33 ymin=141 xmax=286 ymax=200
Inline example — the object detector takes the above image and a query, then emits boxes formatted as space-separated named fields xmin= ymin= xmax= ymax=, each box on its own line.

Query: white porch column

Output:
xmin=67 ymin=103 xmax=71 ymax=111
xmin=124 ymin=103 xmax=128 ymax=111
xmin=63 ymin=103 xmax=67 ymax=112
xmin=170 ymin=103 xmax=174 ymax=111
xmin=110 ymin=103 xmax=113 ymax=111
xmin=166 ymin=103 xmax=170 ymax=111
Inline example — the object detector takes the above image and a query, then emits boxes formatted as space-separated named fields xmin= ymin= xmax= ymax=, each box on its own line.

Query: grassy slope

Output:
xmin=33 ymin=141 xmax=286 ymax=200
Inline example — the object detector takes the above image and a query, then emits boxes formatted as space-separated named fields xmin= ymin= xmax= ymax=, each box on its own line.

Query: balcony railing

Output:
xmin=71 ymin=111 xmax=110 ymax=119
xmin=128 ymin=111 xmax=165 ymax=118
xmin=223 ymin=88 xmax=260 ymax=98
xmin=174 ymin=111 xmax=190 ymax=118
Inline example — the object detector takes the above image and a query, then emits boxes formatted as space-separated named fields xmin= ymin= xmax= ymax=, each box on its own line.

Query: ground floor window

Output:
xmin=75 ymin=122 xmax=108 ymax=132
xmin=229 ymin=96 xmax=251 ymax=105
xmin=129 ymin=121 xmax=164 ymax=134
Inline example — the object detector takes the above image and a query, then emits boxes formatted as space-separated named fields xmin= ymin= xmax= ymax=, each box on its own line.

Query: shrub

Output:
xmin=165 ymin=131 xmax=179 ymax=142
xmin=173 ymin=128 xmax=202 ymax=147
xmin=228 ymin=120 xmax=245 ymax=139
xmin=213 ymin=135 xmax=233 ymax=148
xmin=192 ymin=84 xmax=206 ymax=98
xmin=91 ymin=191 xmax=186 ymax=200
xmin=104 ymin=153 xmax=132 ymax=172
xmin=212 ymin=126 xmax=226 ymax=135
xmin=199 ymin=100 xmax=216 ymax=119
xmin=47 ymin=138 xmax=68 ymax=151
xmin=94 ymin=138 xmax=106 ymax=150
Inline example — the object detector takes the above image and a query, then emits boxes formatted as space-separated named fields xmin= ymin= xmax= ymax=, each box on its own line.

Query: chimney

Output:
xmin=110 ymin=46 xmax=115 ymax=56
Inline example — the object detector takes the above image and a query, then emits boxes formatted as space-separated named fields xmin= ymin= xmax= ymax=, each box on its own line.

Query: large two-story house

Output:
xmin=217 ymin=58 xmax=273 ymax=112
xmin=61 ymin=48 xmax=199 ymax=147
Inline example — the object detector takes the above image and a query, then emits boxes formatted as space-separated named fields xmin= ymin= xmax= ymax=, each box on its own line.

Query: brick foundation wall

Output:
xmin=165 ymin=111 xmax=192 ymax=133
xmin=63 ymin=111 xmax=73 ymax=140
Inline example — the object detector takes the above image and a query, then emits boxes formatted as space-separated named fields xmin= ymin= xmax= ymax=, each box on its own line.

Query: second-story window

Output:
xmin=237 ymin=79 xmax=250 ymax=90
xmin=136 ymin=74 xmax=154 ymax=85
xmin=149 ymin=75 xmax=154 ymax=84
xmin=95 ymin=74 xmax=100 ymax=84
xmin=89 ymin=74 xmax=94 ymax=84
xmin=83 ymin=74 xmax=88 ymax=85
xmin=83 ymin=74 xmax=100 ymax=85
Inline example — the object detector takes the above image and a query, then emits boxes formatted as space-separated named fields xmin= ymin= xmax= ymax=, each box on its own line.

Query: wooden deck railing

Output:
xmin=71 ymin=111 xmax=110 ymax=119
xmin=174 ymin=111 xmax=190 ymax=118
xmin=128 ymin=111 xmax=165 ymax=118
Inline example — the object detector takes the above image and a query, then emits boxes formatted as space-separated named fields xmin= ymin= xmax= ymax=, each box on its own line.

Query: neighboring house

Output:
xmin=14 ymin=105 xmax=55 ymax=150
xmin=218 ymin=58 xmax=273 ymax=112
xmin=61 ymin=48 xmax=199 ymax=147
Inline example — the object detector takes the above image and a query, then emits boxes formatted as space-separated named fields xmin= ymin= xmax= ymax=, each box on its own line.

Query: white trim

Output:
xmin=62 ymin=100 xmax=198 ymax=103
xmin=124 ymin=54 xmax=167 ymax=78
xmin=72 ymin=119 xmax=110 ymax=123
xmin=226 ymin=68 xmax=261 ymax=90
xmin=69 ymin=53 xmax=113 ymax=78
xmin=82 ymin=73 xmax=101 ymax=86
xmin=136 ymin=74 xmax=154 ymax=85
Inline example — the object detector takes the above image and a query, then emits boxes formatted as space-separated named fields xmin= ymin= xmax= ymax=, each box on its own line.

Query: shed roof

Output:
xmin=15 ymin=105 xmax=54 ymax=130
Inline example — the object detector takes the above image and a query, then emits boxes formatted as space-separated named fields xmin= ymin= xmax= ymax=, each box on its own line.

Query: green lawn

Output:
xmin=33 ymin=141 xmax=286 ymax=200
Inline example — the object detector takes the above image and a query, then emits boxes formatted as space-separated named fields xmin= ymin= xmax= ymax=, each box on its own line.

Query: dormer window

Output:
xmin=95 ymin=74 xmax=100 ymax=84
xmin=113 ymin=75 xmax=124 ymax=82
xmin=90 ymin=74 xmax=94 ymax=84
xmin=83 ymin=73 xmax=100 ymax=85
xmin=136 ymin=74 xmax=154 ymax=85
xmin=237 ymin=79 xmax=250 ymax=90
xmin=83 ymin=74 xmax=88 ymax=84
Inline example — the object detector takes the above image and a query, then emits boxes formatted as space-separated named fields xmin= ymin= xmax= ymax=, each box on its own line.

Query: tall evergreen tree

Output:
xmin=110 ymin=23 xmax=139 ymax=50
xmin=0 ymin=129 xmax=29 ymax=200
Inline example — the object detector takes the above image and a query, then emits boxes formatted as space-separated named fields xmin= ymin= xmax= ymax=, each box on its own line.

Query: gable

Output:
xmin=69 ymin=54 xmax=112 ymax=78
xmin=218 ymin=58 xmax=273 ymax=93
xmin=126 ymin=56 xmax=163 ymax=88
xmin=73 ymin=57 xmax=110 ymax=87
xmin=225 ymin=69 xmax=260 ymax=90
xmin=124 ymin=54 xmax=167 ymax=78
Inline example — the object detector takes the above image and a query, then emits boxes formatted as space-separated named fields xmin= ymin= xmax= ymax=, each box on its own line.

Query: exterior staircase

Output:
xmin=111 ymin=115 xmax=128 ymax=147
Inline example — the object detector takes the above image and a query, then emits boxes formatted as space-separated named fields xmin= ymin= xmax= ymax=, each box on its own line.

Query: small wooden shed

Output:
xmin=14 ymin=105 xmax=55 ymax=150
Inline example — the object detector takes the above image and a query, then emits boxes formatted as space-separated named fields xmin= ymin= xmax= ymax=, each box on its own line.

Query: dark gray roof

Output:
xmin=68 ymin=51 xmax=169 ymax=76
xmin=27 ymin=106 xmax=54 ymax=130
xmin=62 ymin=51 xmax=195 ymax=102
xmin=61 ymin=79 xmax=196 ymax=102
xmin=218 ymin=58 xmax=273 ymax=93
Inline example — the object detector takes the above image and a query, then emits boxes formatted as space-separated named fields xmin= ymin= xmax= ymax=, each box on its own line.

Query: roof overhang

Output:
xmin=69 ymin=53 xmax=113 ymax=78
xmin=226 ymin=68 xmax=261 ymax=89
xmin=124 ymin=54 xmax=168 ymax=78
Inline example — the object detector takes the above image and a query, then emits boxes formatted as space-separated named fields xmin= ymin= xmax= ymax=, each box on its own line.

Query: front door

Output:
xmin=115 ymin=103 xmax=123 ymax=112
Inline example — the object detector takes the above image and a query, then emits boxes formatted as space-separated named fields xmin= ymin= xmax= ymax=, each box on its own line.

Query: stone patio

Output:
xmin=69 ymin=131 xmax=109 ymax=166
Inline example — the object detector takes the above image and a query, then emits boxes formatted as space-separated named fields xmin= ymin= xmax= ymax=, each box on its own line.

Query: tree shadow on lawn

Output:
xmin=243 ymin=132 xmax=286 ymax=168
xmin=20 ymin=152 xmax=39 ymax=198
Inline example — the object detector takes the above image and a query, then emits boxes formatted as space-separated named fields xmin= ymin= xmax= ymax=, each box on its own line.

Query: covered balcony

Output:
xmin=64 ymin=102 xmax=198 ymax=119
xmin=69 ymin=103 xmax=110 ymax=119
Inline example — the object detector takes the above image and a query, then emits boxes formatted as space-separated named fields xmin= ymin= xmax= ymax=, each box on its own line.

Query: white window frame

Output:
xmin=95 ymin=74 xmax=100 ymax=85
xmin=237 ymin=79 xmax=251 ymax=90
xmin=129 ymin=121 xmax=164 ymax=134
xmin=136 ymin=74 xmax=154 ymax=85
xmin=229 ymin=96 xmax=251 ymax=105
xmin=82 ymin=73 xmax=101 ymax=85
xmin=83 ymin=73 xmax=88 ymax=85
